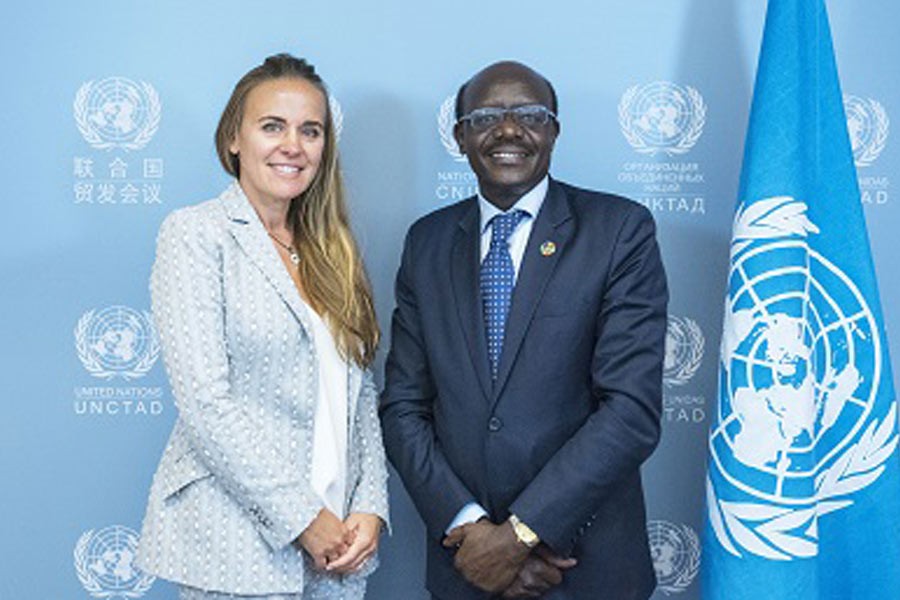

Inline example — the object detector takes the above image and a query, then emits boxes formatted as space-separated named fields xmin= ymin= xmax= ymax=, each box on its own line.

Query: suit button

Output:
xmin=488 ymin=416 xmax=503 ymax=432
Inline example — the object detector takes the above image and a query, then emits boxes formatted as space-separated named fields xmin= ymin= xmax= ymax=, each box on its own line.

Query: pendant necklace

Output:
xmin=267 ymin=231 xmax=300 ymax=266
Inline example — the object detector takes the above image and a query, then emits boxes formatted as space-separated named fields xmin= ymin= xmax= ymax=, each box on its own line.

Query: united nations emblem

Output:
xmin=74 ymin=525 xmax=155 ymax=598
xmin=74 ymin=77 xmax=161 ymax=151
xmin=844 ymin=95 xmax=889 ymax=167
xmin=619 ymin=82 xmax=706 ymax=156
xmin=329 ymin=94 xmax=344 ymax=142
xmin=75 ymin=306 xmax=160 ymax=380
xmin=707 ymin=196 xmax=897 ymax=560
xmin=664 ymin=315 xmax=704 ymax=388
xmin=437 ymin=93 xmax=466 ymax=161
xmin=647 ymin=520 xmax=700 ymax=595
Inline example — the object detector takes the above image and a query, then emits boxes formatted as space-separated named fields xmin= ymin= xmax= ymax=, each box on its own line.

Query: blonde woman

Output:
xmin=136 ymin=54 xmax=388 ymax=599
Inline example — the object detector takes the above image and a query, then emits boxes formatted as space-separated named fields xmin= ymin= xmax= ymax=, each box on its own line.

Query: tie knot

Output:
xmin=490 ymin=210 xmax=527 ymax=244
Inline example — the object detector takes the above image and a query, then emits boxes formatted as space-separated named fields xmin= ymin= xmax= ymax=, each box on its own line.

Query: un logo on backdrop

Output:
xmin=708 ymin=196 xmax=897 ymax=559
xmin=664 ymin=315 xmax=704 ymax=388
xmin=329 ymin=95 xmax=344 ymax=141
xmin=437 ymin=93 xmax=466 ymax=161
xmin=75 ymin=306 xmax=160 ymax=380
xmin=619 ymin=82 xmax=706 ymax=156
xmin=74 ymin=77 xmax=161 ymax=151
xmin=844 ymin=95 xmax=889 ymax=167
xmin=647 ymin=520 xmax=700 ymax=595
xmin=74 ymin=525 xmax=155 ymax=598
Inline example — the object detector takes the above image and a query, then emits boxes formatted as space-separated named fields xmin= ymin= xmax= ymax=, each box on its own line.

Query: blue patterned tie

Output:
xmin=481 ymin=210 xmax=527 ymax=380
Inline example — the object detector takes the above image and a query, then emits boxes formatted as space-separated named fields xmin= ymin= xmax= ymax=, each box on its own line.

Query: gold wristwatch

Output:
xmin=509 ymin=514 xmax=540 ymax=548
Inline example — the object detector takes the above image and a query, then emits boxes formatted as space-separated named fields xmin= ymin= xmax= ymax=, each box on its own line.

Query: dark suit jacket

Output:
xmin=380 ymin=178 xmax=668 ymax=599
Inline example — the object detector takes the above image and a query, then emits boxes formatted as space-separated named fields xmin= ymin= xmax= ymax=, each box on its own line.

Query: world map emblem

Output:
xmin=74 ymin=525 xmax=155 ymax=598
xmin=74 ymin=77 xmax=161 ymax=151
xmin=707 ymin=196 xmax=897 ymax=560
xmin=647 ymin=520 xmax=700 ymax=595
xmin=75 ymin=305 xmax=160 ymax=380
xmin=664 ymin=315 xmax=705 ymax=388
xmin=843 ymin=95 xmax=889 ymax=167
xmin=619 ymin=81 xmax=706 ymax=156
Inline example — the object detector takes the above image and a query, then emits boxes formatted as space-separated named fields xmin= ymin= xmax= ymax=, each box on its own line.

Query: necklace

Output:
xmin=267 ymin=231 xmax=300 ymax=266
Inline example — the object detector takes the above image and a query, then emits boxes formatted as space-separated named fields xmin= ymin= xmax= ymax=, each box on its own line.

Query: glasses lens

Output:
xmin=513 ymin=106 xmax=550 ymax=127
xmin=469 ymin=108 xmax=502 ymax=130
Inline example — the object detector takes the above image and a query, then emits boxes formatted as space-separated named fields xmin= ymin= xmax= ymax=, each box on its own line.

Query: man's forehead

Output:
xmin=463 ymin=69 xmax=552 ymax=108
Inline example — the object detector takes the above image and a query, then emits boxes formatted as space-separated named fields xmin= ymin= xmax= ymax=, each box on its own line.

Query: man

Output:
xmin=380 ymin=61 xmax=667 ymax=599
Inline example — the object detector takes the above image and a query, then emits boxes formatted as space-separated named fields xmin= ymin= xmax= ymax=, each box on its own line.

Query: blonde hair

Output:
xmin=215 ymin=54 xmax=379 ymax=367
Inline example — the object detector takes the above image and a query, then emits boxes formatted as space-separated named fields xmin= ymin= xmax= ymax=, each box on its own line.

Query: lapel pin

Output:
xmin=540 ymin=241 xmax=557 ymax=257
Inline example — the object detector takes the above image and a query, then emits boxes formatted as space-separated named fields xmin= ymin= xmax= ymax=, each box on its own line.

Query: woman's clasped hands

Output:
xmin=295 ymin=508 xmax=382 ymax=573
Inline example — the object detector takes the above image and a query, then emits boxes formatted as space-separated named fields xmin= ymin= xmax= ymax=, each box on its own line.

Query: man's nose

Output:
xmin=493 ymin=113 xmax=524 ymax=137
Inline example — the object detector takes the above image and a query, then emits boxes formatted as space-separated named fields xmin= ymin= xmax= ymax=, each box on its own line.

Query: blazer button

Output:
xmin=488 ymin=416 xmax=503 ymax=432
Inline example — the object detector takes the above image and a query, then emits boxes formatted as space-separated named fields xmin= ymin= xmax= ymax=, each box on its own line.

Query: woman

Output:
xmin=136 ymin=54 xmax=389 ymax=599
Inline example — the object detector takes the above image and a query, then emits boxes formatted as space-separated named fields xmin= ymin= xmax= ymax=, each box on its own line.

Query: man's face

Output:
xmin=454 ymin=64 xmax=559 ymax=210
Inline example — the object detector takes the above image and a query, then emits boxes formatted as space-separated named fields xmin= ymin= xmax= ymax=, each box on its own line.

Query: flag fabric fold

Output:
xmin=703 ymin=1 xmax=900 ymax=598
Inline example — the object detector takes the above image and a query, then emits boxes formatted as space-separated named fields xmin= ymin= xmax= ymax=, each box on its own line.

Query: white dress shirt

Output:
xmin=307 ymin=305 xmax=350 ymax=519
xmin=478 ymin=176 xmax=548 ymax=278
xmin=446 ymin=176 xmax=549 ymax=534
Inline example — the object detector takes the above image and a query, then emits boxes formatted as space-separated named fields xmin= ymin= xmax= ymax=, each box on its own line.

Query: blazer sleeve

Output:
xmin=151 ymin=209 xmax=324 ymax=551
xmin=509 ymin=205 xmax=668 ymax=553
xmin=347 ymin=367 xmax=391 ymax=529
xmin=379 ymin=228 xmax=480 ymax=541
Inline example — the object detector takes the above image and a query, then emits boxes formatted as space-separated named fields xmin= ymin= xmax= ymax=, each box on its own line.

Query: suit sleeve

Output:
xmin=379 ymin=228 xmax=481 ymax=541
xmin=347 ymin=367 xmax=391 ymax=530
xmin=509 ymin=206 xmax=668 ymax=553
xmin=151 ymin=210 xmax=323 ymax=551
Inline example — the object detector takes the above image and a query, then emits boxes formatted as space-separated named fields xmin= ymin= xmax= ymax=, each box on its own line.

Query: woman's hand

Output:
xmin=295 ymin=508 xmax=355 ymax=570
xmin=326 ymin=512 xmax=383 ymax=574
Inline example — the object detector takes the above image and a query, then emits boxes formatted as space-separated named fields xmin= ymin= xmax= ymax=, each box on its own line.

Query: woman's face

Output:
xmin=230 ymin=77 xmax=327 ymax=208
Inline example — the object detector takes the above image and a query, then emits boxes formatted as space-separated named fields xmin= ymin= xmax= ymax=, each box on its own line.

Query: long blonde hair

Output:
xmin=215 ymin=54 xmax=379 ymax=367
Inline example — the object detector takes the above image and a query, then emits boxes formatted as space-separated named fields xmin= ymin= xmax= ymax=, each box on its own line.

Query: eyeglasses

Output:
xmin=457 ymin=104 xmax=557 ymax=132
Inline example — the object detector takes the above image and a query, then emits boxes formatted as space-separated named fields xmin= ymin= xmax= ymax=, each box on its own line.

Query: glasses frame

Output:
xmin=457 ymin=104 xmax=557 ymax=132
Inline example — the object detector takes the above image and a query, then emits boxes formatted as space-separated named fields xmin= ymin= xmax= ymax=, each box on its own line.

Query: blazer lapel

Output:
xmin=219 ymin=182 xmax=314 ymax=338
xmin=492 ymin=180 xmax=574 ymax=402
xmin=451 ymin=200 xmax=492 ymax=403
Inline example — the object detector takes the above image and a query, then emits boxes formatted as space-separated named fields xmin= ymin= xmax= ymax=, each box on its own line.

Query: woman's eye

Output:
xmin=262 ymin=121 xmax=283 ymax=133
xmin=302 ymin=125 xmax=322 ymax=139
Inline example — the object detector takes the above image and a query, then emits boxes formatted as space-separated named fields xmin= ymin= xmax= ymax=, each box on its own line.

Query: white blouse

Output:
xmin=306 ymin=305 xmax=350 ymax=519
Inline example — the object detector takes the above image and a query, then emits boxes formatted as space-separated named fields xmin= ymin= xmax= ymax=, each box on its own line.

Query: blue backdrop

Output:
xmin=1 ymin=1 xmax=896 ymax=598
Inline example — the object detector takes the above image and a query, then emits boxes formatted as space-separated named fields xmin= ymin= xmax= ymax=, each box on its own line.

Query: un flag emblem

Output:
xmin=707 ymin=196 xmax=897 ymax=560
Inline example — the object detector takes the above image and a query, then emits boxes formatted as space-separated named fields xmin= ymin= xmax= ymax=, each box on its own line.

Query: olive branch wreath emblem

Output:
xmin=664 ymin=316 xmax=705 ymax=388
xmin=438 ymin=94 xmax=466 ymax=161
xmin=708 ymin=196 xmax=898 ymax=559
xmin=74 ymin=309 xmax=160 ymax=381
xmin=73 ymin=79 xmax=161 ymax=151
xmin=618 ymin=83 xmax=706 ymax=156
xmin=847 ymin=97 xmax=889 ymax=168
xmin=74 ymin=528 xmax=155 ymax=599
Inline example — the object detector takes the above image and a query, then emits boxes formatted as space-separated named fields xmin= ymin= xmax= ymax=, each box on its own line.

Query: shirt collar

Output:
xmin=478 ymin=176 xmax=549 ymax=234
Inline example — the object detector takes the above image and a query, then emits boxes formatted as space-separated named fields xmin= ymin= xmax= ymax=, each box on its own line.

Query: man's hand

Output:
xmin=502 ymin=545 xmax=578 ymax=598
xmin=326 ymin=513 xmax=383 ymax=574
xmin=294 ymin=508 xmax=354 ymax=570
xmin=442 ymin=519 xmax=530 ymax=593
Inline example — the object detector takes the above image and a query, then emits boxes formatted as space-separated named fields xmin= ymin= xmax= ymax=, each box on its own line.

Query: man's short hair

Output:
xmin=454 ymin=72 xmax=559 ymax=121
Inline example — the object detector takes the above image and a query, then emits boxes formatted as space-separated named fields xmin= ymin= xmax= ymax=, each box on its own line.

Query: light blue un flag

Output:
xmin=703 ymin=1 xmax=900 ymax=598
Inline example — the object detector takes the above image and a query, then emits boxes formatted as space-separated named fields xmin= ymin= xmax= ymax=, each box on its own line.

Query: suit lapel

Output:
xmin=219 ymin=182 xmax=314 ymax=338
xmin=451 ymin=200 xmax=492 ymax=403
xmin=492 ymin=180 xmax=574 ymax=402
